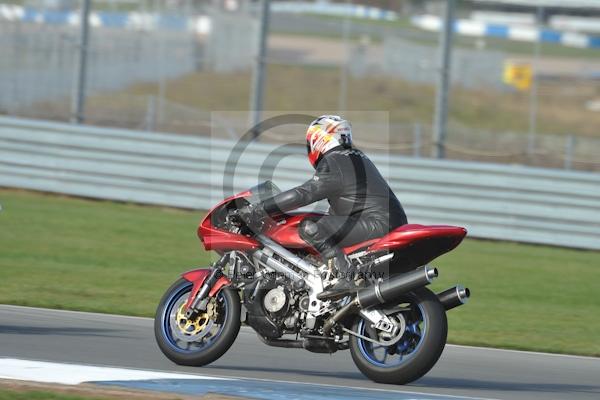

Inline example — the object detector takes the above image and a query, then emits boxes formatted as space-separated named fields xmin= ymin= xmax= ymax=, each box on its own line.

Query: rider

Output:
xmin=239 ymin=115 xmax=407 ymax=300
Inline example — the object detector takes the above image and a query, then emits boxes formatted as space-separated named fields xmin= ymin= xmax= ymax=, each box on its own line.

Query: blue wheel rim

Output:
xmin=160 ymin=282 xmax=228 ymax=354
xmin=357 ymin=302 xmax=427 ymax=368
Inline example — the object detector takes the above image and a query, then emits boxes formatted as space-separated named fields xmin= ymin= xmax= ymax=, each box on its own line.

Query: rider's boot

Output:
xmin=317 ymin=251 xmax=359 ymax=301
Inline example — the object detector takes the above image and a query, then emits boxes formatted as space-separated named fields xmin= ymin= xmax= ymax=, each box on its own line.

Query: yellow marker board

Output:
xmin=503 ymin=62 xmax=532 ymax=91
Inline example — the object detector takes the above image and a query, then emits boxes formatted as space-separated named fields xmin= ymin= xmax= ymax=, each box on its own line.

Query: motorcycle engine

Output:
xmin=244 ymin=278 xmax=305 ymax=338
xmin=264 ymin=285 xmax=302 ymax=330
xmin=263 ymin=286 xmax=289 ymax=316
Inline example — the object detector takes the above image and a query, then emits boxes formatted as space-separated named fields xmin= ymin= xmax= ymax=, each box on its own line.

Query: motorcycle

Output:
xmin=155 ymin=181 xmax=470 ymax=384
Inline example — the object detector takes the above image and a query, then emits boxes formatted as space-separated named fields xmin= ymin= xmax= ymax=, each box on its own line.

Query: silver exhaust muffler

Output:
xmin=356 ymin=266 xmax=438 ymax=308
xmin=437 ymin=285 xmax=470 ymax=310
xmin=322 ymin=266 xmax=438 ymax=335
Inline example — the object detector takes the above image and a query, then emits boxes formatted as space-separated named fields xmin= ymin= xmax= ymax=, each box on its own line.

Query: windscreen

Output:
xmin=248 ymin=181 xmax=281 ymax=203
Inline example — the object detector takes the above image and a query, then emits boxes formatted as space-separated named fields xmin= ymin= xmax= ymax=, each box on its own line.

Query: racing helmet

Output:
xmin=305 ymin=115 xmax=352 ymax=167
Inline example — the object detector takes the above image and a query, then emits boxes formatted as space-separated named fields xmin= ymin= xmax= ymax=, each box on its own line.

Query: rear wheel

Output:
xmin=154 ymin=278 xmax=240 ymax=366
xmin=349 ymin=287 xmax=447 ymax=384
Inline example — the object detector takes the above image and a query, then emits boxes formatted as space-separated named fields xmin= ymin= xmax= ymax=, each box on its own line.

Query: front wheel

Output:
xmin=154 ymin=278 xmax=241 ymax=366
xmin=349 ymin=287 xmax=447 ymax=384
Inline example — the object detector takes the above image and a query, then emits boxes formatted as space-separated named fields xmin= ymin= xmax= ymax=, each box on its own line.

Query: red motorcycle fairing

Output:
xmin=264 ymin=213 xmax=323 ymax=253
xmin=197 ymin=191 xmax=260 ymax=252
xmin=196 ymin=187 xmax=467 ymax=278
xmin=343 ymin=239 xmax=380 ymax=255
xmin=368 ymin=224 xmax=467 ymax=253
xmin=182 ymin=268 xmax=232 ymax=310
xmin=367 ymin=224 xmax=467 ymax=267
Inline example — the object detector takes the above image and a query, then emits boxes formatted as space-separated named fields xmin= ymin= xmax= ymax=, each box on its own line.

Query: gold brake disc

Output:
xmin=175 ymin=300 xmax=217 ymax=336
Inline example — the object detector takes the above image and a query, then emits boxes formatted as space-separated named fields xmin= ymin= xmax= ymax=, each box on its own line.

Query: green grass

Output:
xmin=0 ymin=389 xmax=108 ymax=400
xmin=0 ymin=386 xmax=189 ymax=400
xmin=430 ymin=240 xmax=600 ymax=356
xmin=0 ymin=189 xmax=599 ymax=356
xmin=0 ymin=189 xmax=211 ymax=316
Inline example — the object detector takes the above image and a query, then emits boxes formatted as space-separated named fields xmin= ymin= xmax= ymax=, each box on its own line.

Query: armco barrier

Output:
xmin=412 ymin=14 xmax=600 ymax=49
xmin=0 ymin=116 xmax=599 ymax=250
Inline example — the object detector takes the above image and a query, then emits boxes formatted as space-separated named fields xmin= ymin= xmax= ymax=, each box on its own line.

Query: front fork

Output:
xmin=184 ymin=253 xmax=231 ymax=319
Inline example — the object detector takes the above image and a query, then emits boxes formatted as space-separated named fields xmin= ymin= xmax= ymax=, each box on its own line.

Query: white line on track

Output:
xmin=0 ymin=358 xmax=232 ymax=385
xmin=0 ymin=357 xmax=498 ymax=400
xmin=2 ymin=304 xmax=597 ymax=361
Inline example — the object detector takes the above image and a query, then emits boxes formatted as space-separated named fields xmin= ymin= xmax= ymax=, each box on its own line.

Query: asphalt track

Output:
xmin=0 ymin=305 xmax=598 ymax=400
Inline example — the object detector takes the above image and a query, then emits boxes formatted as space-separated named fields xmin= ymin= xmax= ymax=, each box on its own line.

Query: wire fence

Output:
xmin=1 ymin=3 xmax=600 ymax=172
xmin=0 ymin=19 xmax=200 ymax=115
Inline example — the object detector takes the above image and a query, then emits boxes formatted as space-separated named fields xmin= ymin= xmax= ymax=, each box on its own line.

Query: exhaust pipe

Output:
xmin=323 ymin=266 xmax=438 ymax=335
xmin=323 ymin=267 xmax=438 ymax=336
xmin=356 ymin=266 xmax=438 ymax=309
xmin=437 ymin=285 xmax=470 ymax=311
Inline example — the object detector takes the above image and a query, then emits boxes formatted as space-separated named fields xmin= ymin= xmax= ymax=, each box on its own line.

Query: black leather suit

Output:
xmin=260 ymin=146 xmax=407 ymax=260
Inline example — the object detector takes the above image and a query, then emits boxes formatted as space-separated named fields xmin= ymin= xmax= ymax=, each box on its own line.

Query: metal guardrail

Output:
xmin=1 ymin=116 xmax=599 ymax=250
xmin=412 ymin=14 xmax=600 ymax=49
